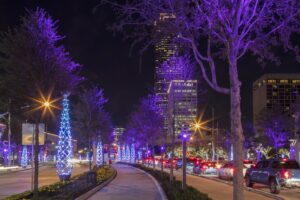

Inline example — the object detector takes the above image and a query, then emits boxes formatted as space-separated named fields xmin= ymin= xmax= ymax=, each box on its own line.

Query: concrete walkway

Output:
xmin=88 ymin=164 xmax=162 ymax=200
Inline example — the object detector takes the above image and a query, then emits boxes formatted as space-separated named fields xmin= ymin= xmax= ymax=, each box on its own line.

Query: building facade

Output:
xmin=253 ymin=73 xmax=300 ymax=134
xmin=154 ymin=13 xmax=178 ymax=135
xmin=112 ymin=127 xmax=125 ymax=144
xmin=168 ymin=80 xmax=198 ymax=138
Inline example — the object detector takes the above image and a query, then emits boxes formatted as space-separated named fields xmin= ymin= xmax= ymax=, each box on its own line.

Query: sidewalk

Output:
xmin=88 ymin=164 xmax=163 ymax=200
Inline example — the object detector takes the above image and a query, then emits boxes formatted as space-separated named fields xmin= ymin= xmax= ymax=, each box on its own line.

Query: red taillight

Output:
xmin=202 ymin=165 xmax=208 ymax=169
xmin=283 ymin=171 xmax=290 ymax=179
xmin=196 ymin=161 xmax=199 ymax=164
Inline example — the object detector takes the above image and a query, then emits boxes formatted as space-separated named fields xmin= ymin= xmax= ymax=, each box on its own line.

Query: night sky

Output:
xmin=1 ymin=0 xmax=299 ymax=128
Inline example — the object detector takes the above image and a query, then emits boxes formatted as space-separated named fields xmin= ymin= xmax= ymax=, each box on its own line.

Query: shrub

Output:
xmin=5 ymin=165 xmax=116 ymax=200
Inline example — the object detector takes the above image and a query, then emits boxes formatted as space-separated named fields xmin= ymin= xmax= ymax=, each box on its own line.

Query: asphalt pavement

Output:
xmin=88 ymin=164 xmax=163 ymax=200
xmin=161 ymin=168 xmax=273 ymax=200
xmin=0 ymin=162 xmax=89 ymax=199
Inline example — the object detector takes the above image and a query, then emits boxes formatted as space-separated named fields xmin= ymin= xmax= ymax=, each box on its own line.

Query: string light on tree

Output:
xmin=126 ymin=145 xmax=130 ymax=161
xmin=96 ymin=140 xmax=103 ymax=166
xmin=117 ymin=145 xmax=121 ymax=161
xmin=21 ymin=145 xmax=28 ymax=168
xmin=130 ymin=143 xmax=135 ymax=163
xmin=122 ymin=145 xmax=126 ymax=161
xmin=56 ymin=93 xmax=73 ymax=181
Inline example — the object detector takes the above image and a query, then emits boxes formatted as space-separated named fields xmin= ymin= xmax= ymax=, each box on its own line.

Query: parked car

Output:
xmin=245 ymin=159 xmax=300 ymax=194
xmin=193 ymin=161 xmax=217 ymax=175
xmin=186 ymin=162 xmax=195 ymax=173
xmin=176 ymin=158 xmax=183 ymax=169
xmin=243 ymin=159 xmax=255 ymax=168
xmin=218 ymin=162 xmax=247 ymax=180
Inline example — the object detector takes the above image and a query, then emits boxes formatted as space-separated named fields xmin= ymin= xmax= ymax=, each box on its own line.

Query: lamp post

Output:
xmin=30 ymin=92 xmax=58 ymax=200
xmin=180 ymin=125 xmax=190 ymax=191
xmin=160 ymin=146 xmax=164 ymax=172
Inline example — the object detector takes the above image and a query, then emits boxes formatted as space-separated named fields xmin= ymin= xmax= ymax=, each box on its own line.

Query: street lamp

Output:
xmin=29 ymin=91 xmax=59 ymax=199
xmin=180 ymin=125 xmax=190 ymax=191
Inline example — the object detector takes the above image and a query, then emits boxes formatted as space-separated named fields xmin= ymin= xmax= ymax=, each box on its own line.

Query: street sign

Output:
xmin=22 ymin=123 xmax=45 ymax=145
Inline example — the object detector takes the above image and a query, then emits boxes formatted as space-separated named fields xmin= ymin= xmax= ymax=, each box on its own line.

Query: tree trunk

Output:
xmin=33 ymin=121 xmax=39 ymax=199
xmin=88 ymin=138 xmax=92 ymax=171
xmin=229 ymin=58 xmax=245 ymax=200
xmin=152 ymin=148 xmax=155 ymax=169
xmin=170 ymin=129 xmax=175 ymax=183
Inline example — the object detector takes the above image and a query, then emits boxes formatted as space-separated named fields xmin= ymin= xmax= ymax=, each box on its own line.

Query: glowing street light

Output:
xmin=28 ymin=89 xmax=60 ymax=196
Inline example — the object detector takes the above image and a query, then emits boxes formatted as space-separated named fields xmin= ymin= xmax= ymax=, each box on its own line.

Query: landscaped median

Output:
xmin=4 ymin=165 xmax=116 ymax=200
xmin=120 ymin=162 xmax=212 ymax=200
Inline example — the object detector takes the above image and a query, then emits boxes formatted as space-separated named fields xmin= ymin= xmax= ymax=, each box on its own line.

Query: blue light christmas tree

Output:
xmin=56 ymin=94 xmax=73 ymax=181
xmin=126 ymin=145 xmax=130 ymax=161
xmin=117 ymin=145 xmax=121 ymax=161
xmin=130 ymin=144 xmax=135 ymax=163
xmin=21 ymin=145 xmax=28 ymax=168
xmin=122 ymin=145 xmax=126 ymax=161
xmin=96 ymin=140 xmax=103 ymax=166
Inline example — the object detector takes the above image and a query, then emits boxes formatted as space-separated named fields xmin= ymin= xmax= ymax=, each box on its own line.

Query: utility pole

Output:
xmin=8 ymin=98 xmax=11 ymax=166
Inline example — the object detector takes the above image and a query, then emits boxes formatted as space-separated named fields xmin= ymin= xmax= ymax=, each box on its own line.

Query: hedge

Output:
xmin=5 ymin=165 xmax=115 ymax=200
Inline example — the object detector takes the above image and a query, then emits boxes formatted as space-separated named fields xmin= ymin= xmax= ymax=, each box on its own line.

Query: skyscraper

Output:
xmin=168 ymin=80 xmax=198 ymax=137
xmin=154 ymin=13 xmax=178 ymax=134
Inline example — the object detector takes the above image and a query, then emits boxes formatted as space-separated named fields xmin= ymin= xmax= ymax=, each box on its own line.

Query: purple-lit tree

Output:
xmin=105 ymin=1 xmax=300 ymax=198
xmin=73 ymin=87 xmax=111 ymax=169
xmin=0 ymin=8 xmax=82 ymax=198
xmin=123 ymin=94 xmax=164 ymax=168
xmin=256 ymin=107 xmax=292 ymax=152
xmin=160 ymin=55 xmax=195 ymax=82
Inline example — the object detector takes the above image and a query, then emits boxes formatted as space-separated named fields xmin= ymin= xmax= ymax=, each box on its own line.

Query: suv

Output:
xmin=245 ymin=159 xmax=300 ymax=194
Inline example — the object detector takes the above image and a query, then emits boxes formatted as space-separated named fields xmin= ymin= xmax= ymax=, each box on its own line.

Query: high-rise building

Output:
xmin=154 ymin=13 xmax=178 ymax=134
xmin=168 ymin=80 xmax=198 ymax=137
xmin=253 ymin=73 xmax=300 ymax=134
xmin=113 ymin=127 xmax=125 ymax=144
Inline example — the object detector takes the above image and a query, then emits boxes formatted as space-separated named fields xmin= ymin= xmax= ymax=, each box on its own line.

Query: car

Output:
xmin=186 ymin=162 xmax=194 ymax=173
xmin=218 ymin=162 xmax=247 ymax=180
xmin=176 ymin=158 xmax=183 ymax=169
xmin=245 ymin=159 xmax=300 ymax=194
xmin=193 ymin=161 xmax=218 ymax=175
xmin=243 ymin=159 xmax=255 ymax=168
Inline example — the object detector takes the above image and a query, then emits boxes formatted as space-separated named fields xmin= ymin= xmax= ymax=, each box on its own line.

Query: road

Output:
xmin=88 ymin=164 xmax=163 ymax=200
xmin=158 ymin=168 xmax=272 ymax=200
xmin=252 ymin=183 xmax=300 ymax=200
xmin=0 ymin=162 xmax=89 ymax=199
xmin=183 ymin=170 xmax=300 ymax=200
xmin=185 ymin=171 xmax=300 ymax=200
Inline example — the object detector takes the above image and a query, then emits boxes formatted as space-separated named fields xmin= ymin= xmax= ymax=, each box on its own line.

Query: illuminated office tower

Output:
xmin=154 ymin=13 xmax=178 ymax=134
xmin=113 ymin=127 xmax=125 ymax=144
xmin=253 ymin=73 xmax=300 ymax=135
xmin=168 ymin=80 xmax=198 ymax=137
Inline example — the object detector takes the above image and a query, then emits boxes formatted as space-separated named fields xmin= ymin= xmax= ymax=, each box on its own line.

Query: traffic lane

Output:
xmin=172 ymin=169 xmax=273 ymax=200
xmin=0 ymin=163 xmax=89 ymax=199
xmin=253 ymin=184 xmax=300 ymax=200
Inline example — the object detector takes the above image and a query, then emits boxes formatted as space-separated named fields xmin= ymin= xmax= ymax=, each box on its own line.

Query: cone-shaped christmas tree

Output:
xmin=56 ymin=94 xmax=73 ymax=181
xmin=96 ymin=140 xmax=103 ymax=167
xmin=21 ymin=145 xmax=28 ymax=168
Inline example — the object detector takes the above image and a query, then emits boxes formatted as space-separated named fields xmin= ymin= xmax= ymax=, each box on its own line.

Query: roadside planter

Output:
xmin=4 ymin=165 xmax=116 ymax=200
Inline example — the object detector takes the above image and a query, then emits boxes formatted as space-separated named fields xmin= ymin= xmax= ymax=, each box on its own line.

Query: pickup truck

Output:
xmin=245 ymin=159 xmax=300 ymax=194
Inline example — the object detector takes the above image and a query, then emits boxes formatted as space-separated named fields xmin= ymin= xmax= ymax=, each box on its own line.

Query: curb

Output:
xmin=133 ymin=166 xmax=168 ymax=200
xmin=75 ymin=168 xmax=117 ymax=200
xmin=187 ymin=173 xmax=284 ymax=200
